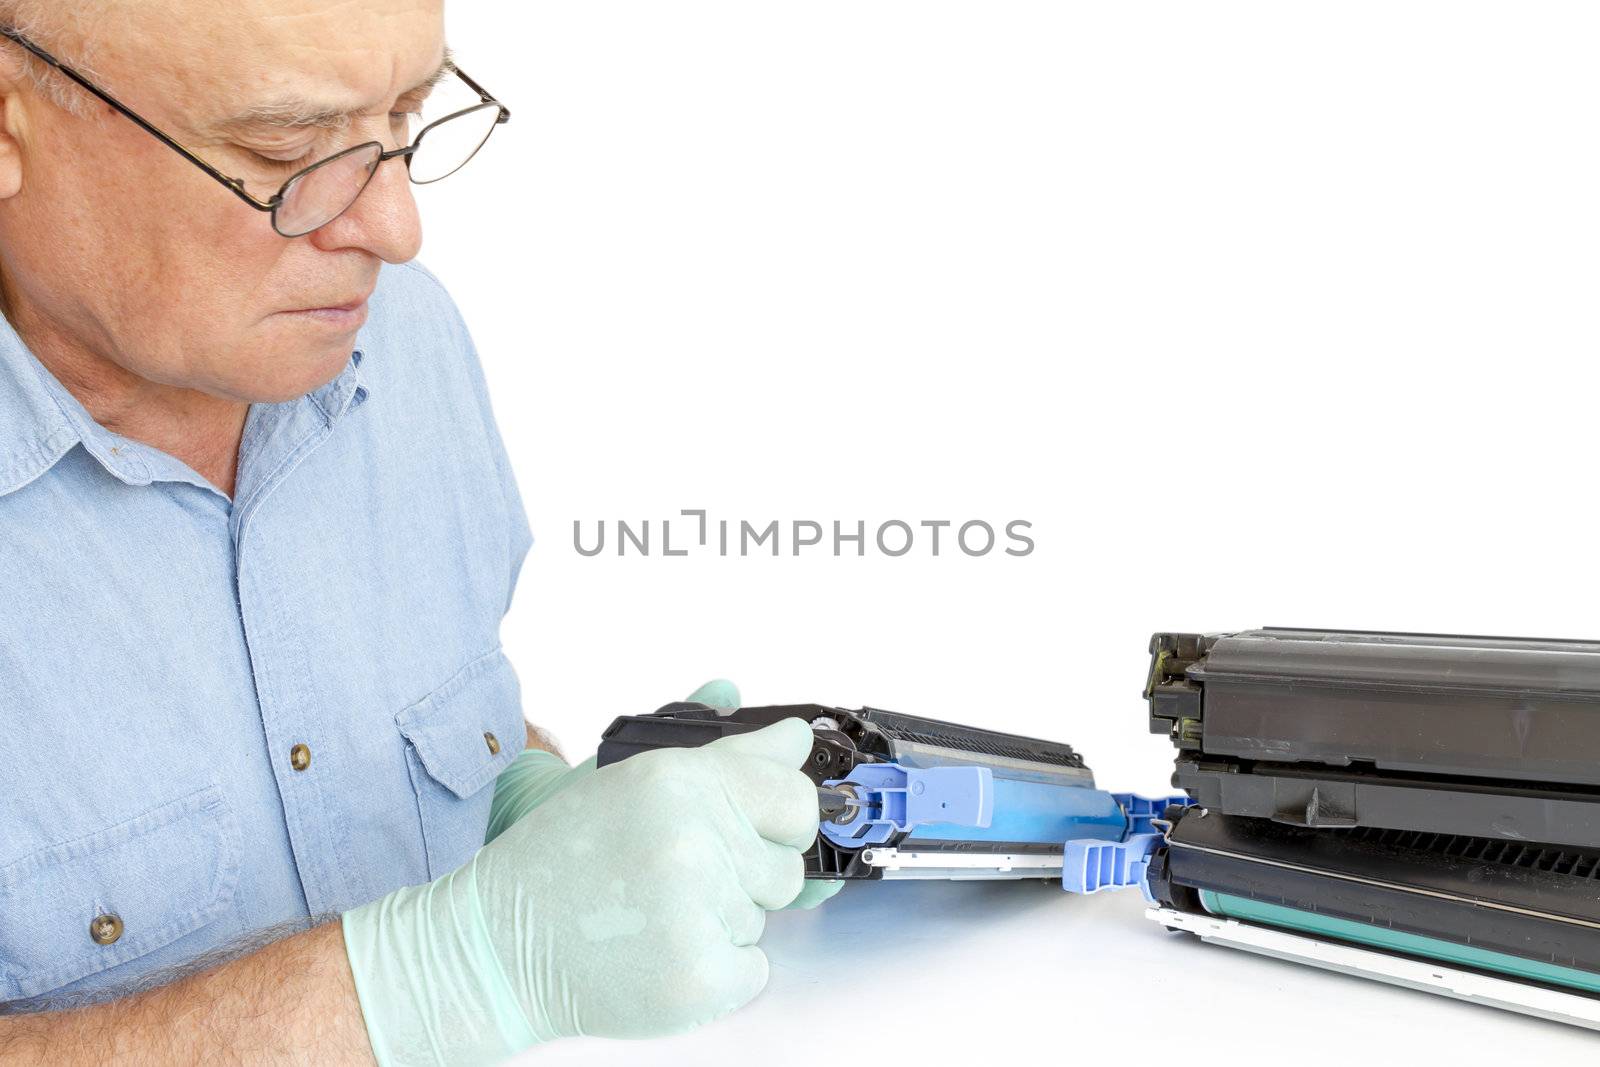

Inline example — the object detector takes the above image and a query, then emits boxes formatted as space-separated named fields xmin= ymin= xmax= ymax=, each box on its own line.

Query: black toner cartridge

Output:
xmin=1141 ymin=628 xmax=1600 ymax=1032
xmin=1145 ymin=628 xmax=1600 ymax=847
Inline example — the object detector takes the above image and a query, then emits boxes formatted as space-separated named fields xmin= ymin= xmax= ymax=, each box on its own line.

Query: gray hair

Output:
xmin=0 ymin=1 xmax=112 ymax=119
xmin=0 ymin=915 xmax=330 ymax=1014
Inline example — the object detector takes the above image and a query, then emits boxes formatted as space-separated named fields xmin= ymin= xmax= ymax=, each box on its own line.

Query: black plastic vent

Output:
xmin=865 ymin=709 xmax=1087 ymax=769
xmin=1351 ymin=826 xmax=1600 ymax=881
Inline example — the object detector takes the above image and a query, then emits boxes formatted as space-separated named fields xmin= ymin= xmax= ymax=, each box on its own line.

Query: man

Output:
xmin=0 ymin=1 xmax=838 ymax=1063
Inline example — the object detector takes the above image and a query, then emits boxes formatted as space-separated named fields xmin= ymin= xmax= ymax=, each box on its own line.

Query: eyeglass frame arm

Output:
xmin=0 ymin=25 xmax=509 ymax=215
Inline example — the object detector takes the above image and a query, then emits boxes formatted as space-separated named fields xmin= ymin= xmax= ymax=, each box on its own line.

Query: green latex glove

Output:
xmin=483 ymin=679 xmax=844 ymax=899
xmin=483 ymin=679 xmax=743 ymax=844
xmin=785 ymin=873 xmax=844 ymax=909
xmin=685 ymin=679 xmax=841 ymax=909
xmin=682 ymin=680 xmax=840 ymax=910
xmin=684 ymin=677 xmax=741 ymax=711
xmin=343 ymin=718 xmax=822 ymax=1065
xmin=484 ymin=751 xmax=592 ymax=844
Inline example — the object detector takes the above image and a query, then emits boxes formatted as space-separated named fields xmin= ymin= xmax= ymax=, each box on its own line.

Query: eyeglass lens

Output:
xmin=410 ymin=103 xmax=502 ymax=184
xmin=273 ymin=102 xmax=503 ymax=237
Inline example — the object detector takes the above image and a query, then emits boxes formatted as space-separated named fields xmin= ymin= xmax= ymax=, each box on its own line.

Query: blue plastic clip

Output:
xmin=1113 ymin=792 xmax=1193 ymax=838
xmin=1061 ymin=793 xmax=1192 ymax=902
xmin=819 ymin=763 xmax=993 ymax=848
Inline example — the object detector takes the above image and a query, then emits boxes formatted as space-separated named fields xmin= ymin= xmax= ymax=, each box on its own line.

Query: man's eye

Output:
xmin=248 ymin=148 xmax=319 ymax=170
xmin=241 ymin=111 xmax=422 ymax=170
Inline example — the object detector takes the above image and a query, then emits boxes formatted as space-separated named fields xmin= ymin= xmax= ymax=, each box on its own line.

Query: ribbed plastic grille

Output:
xmin=1353 ymin=826 xmax=1600 ymax=881
xmin=871 ymin=719 xmax=1087 ymax=769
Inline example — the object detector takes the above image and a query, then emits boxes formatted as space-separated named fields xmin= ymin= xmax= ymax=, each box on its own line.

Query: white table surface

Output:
xmin=515 ymin=875 xmax=1596 ymax=1065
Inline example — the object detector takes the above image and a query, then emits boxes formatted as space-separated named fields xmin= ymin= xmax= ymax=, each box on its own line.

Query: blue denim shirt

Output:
xmin=0 ymin=259 xmax=531 ymax=1008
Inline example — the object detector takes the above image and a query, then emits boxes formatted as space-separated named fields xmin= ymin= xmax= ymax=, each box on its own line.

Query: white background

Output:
xmin=417 ymin=2 xmax=1598 ymax=1062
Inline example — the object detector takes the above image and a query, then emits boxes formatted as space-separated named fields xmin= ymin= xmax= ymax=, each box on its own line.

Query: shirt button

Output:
xmin=483 ymin=731 xmax=500 ymax=755
xmin=90 ymin=913 xmax=124 ymax=945
xmin=290 ymin=743 xmax=312 ymax=771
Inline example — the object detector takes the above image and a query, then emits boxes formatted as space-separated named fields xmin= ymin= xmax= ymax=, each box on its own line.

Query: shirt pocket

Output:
xmin=0 ymin=782 xmax=242 ymax=1003
xmin=396 ymin=645 xmax=527 ymax=878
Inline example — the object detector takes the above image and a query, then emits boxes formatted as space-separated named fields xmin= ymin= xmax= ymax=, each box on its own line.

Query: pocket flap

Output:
xmin=395 ymin=646 xmax=527 ymax=798
xmin=0 ymin=783 xmax=241 ymax=1001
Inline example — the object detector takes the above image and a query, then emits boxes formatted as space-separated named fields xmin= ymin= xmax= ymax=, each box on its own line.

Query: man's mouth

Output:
xmin=283 ymin=286 xmax=375 ymax=314
xmin=275 ymin=283 xmax=377 ymax=327
xmin=304 ymin=297 xmax=368 ymax=313
xmin=277 ymin=301 xmax=371 ymax=332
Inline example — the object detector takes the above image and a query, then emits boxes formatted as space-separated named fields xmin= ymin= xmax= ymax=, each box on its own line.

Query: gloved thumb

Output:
xmin=705 ymin=716 xmax=814 ymax=768
xmin=686 ymin=678 xmax=741 ymax=711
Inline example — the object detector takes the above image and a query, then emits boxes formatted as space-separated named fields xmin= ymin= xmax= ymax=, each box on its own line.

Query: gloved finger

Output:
xmin=650 ymin=907 xmax=770 ymax=1035
xmin=783 ymin=878 xmax=844 ymax=910
xmin=720 ymin=833 xmax=806 ymax=911
xmin=712 ymin=874 xmax=769 ymax=946
xmin=697 ymin=943 xmax=770 ymax=1024
xmin=685 ymin=678 xmax=741 ymax=710
xmin=702 ymin=739 xmax=819 ymax=851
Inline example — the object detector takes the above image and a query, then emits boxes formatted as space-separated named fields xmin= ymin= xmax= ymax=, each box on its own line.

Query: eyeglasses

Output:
xmin=0 ymin=26 xmax=510 ymax=237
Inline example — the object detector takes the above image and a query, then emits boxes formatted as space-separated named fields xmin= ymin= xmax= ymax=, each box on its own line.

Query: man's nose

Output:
xmin=308 ymin=148 xmax=424 ymax=262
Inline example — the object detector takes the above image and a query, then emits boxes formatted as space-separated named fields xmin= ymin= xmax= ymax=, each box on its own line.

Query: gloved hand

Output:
xmin=483 ymin=679 xmax=742 ymax=844
xmin=343 ymin=718 xmax=822 ymax=1065
xmin=679 ymin=679 xmax=841 ymax=911
xmin=676 ymin=680 xmax=841 ymax=911
xmin=483 ymin=679 xmax=843 ymax=905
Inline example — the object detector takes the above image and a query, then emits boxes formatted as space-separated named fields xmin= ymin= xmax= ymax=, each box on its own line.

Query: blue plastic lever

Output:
xmin=819 ymin=763 xmax=993 ymax=847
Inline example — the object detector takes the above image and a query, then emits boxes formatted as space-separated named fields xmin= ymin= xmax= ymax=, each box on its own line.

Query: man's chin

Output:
xmin=225 ymin=346 xmax=360 ymax=405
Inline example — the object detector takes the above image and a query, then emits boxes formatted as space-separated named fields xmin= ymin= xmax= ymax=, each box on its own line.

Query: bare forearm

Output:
xmin=0 ymin=920 xmax=374 ymax=1066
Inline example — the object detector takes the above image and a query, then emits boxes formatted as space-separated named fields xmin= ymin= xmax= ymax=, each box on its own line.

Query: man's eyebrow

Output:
xmin=209 ymin=46 xmax=457 ymax=135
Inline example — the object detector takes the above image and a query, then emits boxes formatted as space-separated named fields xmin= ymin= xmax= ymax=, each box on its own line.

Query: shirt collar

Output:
xmin=0 ymin=306 xmax=368 ymax=499
xmin=311 ymin=347 xmax=369 ymax=424
xmin=0 ymin=309 xmax=86 ymax=497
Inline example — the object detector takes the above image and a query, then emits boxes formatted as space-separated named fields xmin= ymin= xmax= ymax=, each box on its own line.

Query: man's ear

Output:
xmin=0 ymin=46 xmax=39 ymax=199
xmin=0 ymin=60 xmax=31 ymax=199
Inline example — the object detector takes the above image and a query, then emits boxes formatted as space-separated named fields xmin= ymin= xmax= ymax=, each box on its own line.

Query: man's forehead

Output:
xmin=204 ymin=43 xmax=455 ymax=135
xmin=52 ymin=0 xmax=447 ymax=131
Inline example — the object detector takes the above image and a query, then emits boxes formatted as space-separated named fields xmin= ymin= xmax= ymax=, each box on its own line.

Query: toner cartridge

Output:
xmin=1141 ymin=807 xmax=1600 ymax=1029
xmin=597 ymin=701 xmax=1183 ymax=883
xmin=1141 ymin=628 xmax=1600 ymax=1032
xmin=1145 ymin=628 xmax=1600 ymax=847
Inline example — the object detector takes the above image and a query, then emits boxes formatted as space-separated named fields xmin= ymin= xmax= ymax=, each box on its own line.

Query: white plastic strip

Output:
xmin=858 ymin=847 xmax=1062 ymax=880
xmin=1147 ymin=905 xmax=1600 ymax=1032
